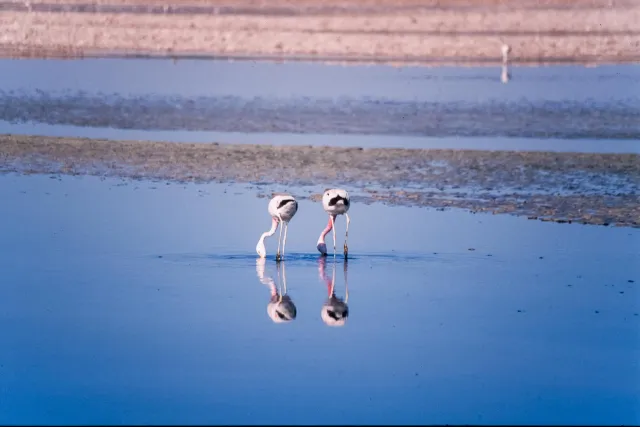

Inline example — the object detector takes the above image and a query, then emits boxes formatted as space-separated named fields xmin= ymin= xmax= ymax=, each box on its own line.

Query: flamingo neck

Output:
xmin=256 ymin=218 xmax=279 ymax=257
xmin=317 ymin=216 xmax=334 ymax=244
xmin=261 ymin=218 xmax=279 ymax=241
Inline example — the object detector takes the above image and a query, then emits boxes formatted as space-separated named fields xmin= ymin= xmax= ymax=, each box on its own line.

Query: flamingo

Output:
xmin=317 ymin=188 xmax=351 ymax=258
xmin=256 ymin=193 xmax=298 ymax=261
xmin=501 ymin=43 xmax=511 ymax=64
xmin=318 ymin=256 xmax=349 ymax=327
xmin=499 ymin=42 xmax=512 ymax=83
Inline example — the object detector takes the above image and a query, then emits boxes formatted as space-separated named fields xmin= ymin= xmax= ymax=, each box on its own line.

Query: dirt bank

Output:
xmin=1 ymin=0 xmax=639 ymax=64
xmin=1 ymin=134 xmax=638 ymax=227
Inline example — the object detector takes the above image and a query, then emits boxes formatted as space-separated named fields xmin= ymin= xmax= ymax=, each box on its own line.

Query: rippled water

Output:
xmin=1 ymin=59 xmax=639 ymax=150
xmin=1 ymin=174 xmax=638 ymax=424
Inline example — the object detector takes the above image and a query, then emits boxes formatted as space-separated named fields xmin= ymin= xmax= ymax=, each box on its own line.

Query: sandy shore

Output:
xmin=2 ymin=134 xmax=638 ymax=227
xmin=1 ymin=0 xmax=639 ymax=64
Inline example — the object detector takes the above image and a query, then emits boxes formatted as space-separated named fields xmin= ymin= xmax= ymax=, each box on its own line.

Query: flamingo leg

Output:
xmin=331 ymin=215 xmax=337 ymax=259
xmin=276 ymin=216 xmax=284 ymax=261
xmin=344 ymin=213 xmax=351 ymax=258
xmin=282 ymin=221 xmax=289 ymax=261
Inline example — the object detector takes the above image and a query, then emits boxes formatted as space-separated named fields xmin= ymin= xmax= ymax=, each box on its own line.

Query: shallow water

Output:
xmin=3 ymin=121 xmax=639 ymax=154
xmin=1 ymin=173 xmax=638 ymax=425
xmin=1 ymin=59 xmax=639 ymax=149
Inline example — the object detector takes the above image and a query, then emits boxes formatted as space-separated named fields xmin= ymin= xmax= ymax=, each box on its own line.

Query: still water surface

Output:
xmin=1 ymin=174 xmax=638 ymax=424
xmin=1 ymin=59 xmax=639 ymax=151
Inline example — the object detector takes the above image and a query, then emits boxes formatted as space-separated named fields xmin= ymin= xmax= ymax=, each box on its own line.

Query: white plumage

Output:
xmin=256 ymin=193 xmax=298 ymax=260
xmin=501 ymin=43 xmax=511 ymax=63
xmin=317 ymin=188 xmax=351 ymax=258
xmin=322 ymin=188 xmax=350 ymax=216
xmin=268 ymin=193 xmax=298 ymax=222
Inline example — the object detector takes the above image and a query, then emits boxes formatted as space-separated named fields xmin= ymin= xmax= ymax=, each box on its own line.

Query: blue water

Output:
xmin=1 ymin=58 xmax=636 ymax=101
xmin=1 ymin=59 xmax=639 ymax=150
xmin=1 ymin=173 xmax=638 ymax=425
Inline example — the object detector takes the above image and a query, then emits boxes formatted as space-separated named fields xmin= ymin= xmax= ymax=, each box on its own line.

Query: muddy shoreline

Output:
xmin=1 ymin=0 xmax=639 ymax=64
xmin=1 ymin=134 xmax=638 ymax=227
xmin=2 ymin=91 xmax=638 ymax=140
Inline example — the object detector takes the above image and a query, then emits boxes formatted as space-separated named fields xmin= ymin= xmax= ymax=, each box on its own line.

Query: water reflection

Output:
xmin=318 ymin=257 xmax=349 ymax=327
xmin=1 ymin=174 xmax=638 ymax=424
xmin=501 ymin=63 xmax=511 ymax=84
xmin=255 ymin=258 xmax=297 ymax=323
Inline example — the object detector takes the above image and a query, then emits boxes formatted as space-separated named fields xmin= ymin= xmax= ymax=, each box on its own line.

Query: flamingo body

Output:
xmin=256 ymin=193 xmax=298 ymax=260
xmin=317 ymin=188 xmax=351 ymax=258
xmin=322 ymin=188 xmax=350 ymax=216
xmin=268 ymin=193 xmax=298 ymax=222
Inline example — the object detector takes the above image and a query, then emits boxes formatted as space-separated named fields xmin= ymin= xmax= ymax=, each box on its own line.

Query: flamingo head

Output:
xmin=317 ymin=242 xmax=328 ymax=255
xmin=256 ymin=237 xmax=267 ymax=258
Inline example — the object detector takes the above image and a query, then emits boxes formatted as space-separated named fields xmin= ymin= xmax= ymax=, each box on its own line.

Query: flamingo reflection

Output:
xmin=318 ymin=257 xmax=349 ymax=327
xmin=256 ymin=258 xmax=297 ymax=323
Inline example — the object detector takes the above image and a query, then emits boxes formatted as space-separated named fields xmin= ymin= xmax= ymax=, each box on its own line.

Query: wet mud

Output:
xmin=1 ymin=134 xmax=638 ymax=227
xmin=2 ymin=91 xmax=639 ymax=140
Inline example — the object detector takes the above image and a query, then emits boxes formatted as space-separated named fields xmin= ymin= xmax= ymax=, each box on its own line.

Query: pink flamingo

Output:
xmin=317 ymin=188 xmax=351 ymax=258
xmin=256 ymin=193 xmax=298 ymax=261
